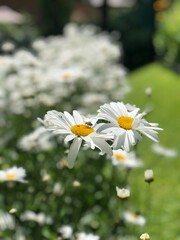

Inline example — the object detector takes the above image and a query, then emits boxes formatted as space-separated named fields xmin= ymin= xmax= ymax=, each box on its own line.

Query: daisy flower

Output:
xmin=112 ymin=149 xmax=143 ymax=168
xmin=0 ymin=166 xmax=26 ymax=183
xmin=39 ymin=110 xmax=113 ymax=168
xmin=123 ymin=211 xmax=146 ymax=226
xmin=151 ymin=143 xmax=177 ymax=158
xmin=98 ymin=102 xmax=163 ymax=151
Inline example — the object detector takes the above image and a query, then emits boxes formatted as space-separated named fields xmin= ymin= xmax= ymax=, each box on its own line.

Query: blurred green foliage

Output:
xmin=108 ymin=1 xmax=155 ymax=70
xmin=0 ymin=15 xmax=38 ymax=51
xmin=38 ymin=0 xmax=75 ymax=35
xmin=154 ymin=0 xmax=180 ymax=69
xmin=126 ymin=62 xmax=180 ymax=239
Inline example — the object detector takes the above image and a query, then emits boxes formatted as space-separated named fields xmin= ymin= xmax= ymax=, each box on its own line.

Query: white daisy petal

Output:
xmin=112 ymin=134 xmax=125 ymax=149
xmin=99 ymin=113 xmax=117 ymax=125
xmin=130 ymin=108 xmax=140 ymax=117
xmin=92 ymin=137 xmax=113 ymax=156
xmin=124 ymin=132 xmax=130 ymax=151
xmin=64 ymin=135 xmax=76 ymax=143
xmin=73 ymin=110 xmax=84 ymax=124
xmin=68 ymin=138 xmax=82 ymax=169
xmin=64 ymin=111 xmax=75 ymax=125
xmin=52 ymin=129 xmax=71 ymax=134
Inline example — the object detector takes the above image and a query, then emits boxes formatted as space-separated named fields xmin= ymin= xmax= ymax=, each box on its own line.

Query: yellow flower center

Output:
xmin=71 ymin=124 xmax=94 ymax=137
xmin=63 ymin=73 xmax=72 ymax=80
xmin=130 ymin=213 xmax=138 ymax=220
xmin=114 ymin=153 xmax=126 ymax=161
xmin=117 ymin=116 xmax=134 ymax=130
xmin=60 ymin=159 xmax=68 ymax=167
xmin=5 ymin=173 xmax=17 ymax=181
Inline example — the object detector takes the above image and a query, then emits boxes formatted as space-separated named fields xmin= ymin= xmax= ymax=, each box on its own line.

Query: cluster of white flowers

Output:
xmin=18 ymin=126 xmax=54 ymax=152
xmin=40 ymin=101 xmax=162 ymax=168
xmin=57 ymin=225 xmax=100 ymax=240
xmin=0 ymin=23 xmax=129 ymax=115
xmin=76 ymin=232 xmax=100 ymax=240
xmin=20 ymin=210 xmax=53 ymax=225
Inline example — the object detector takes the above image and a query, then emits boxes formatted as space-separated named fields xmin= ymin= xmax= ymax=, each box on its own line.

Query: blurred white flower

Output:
xmin=18 ymin=126 xmax=54 ymax=152
xmin=9 ymin=208 xmax=17 ymax=214
xmin=89 ymin=0 xmax=135 ymax=8
xmin=145 ymin=87 xmax=152 ymax=97
xmin=76 ymin=232 xmax=100 ymax=240
xmin=112 ymin=149 xmax=143 ymax=168
xmin=152 ymin=143 xmax=177 ymax=158
xmin=140 ymin=233 xmax=150 ymax=240
xmin=0 ymin=166 xmax=26 ymax=182
xmin=144 ymin=169 xmax=154 ymax=183
xmin=116 ymin=187 xmax=130 ymax=199
xmin=123 ymin=211 xmax=146 ymax=226
xmin=72 ymin=180 xmax=81 ymax=187
xmin=98 ymin=101 xmax=162 ymax=151
xmin=40 ymin=110 xmax=113 ymax=168
xmin=58 ymin=225 xmax=73 ymax=239
xmin=1 ymin=41 xmax=15 ymax=52
xmin=81 ymin=92 xmax=108 ymax=107
xmin=20 ymin=210 xmax=53 ymax=225
xmin=0 ymin=211 xmax=15 ymax=230
xmin=0 ymin=24 xmax=128 ymax=115
xmin=53 ymin=182 xmax=64 ymax=196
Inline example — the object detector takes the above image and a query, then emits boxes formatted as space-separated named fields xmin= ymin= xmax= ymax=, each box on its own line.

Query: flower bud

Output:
xmin=140 ymin=233 xmax=150 ymax=240
xmin=145 ymin=87 xmax=152 ymax=97
xmin=116 ymin=187 xmax=130 ymax=199
xmin=144 ymin=169 xmax=154 ymax=183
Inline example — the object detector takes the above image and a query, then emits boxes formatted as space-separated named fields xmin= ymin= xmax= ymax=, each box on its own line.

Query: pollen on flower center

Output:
xmin=71 ymin=124 xmax=94 ymax=137
xmin=117 ymin=116 xmax=134 ymax=130
xmin=114 ymin=153 xmax=126 ymax=161
xmin=5 ymin=173 xmax=17 ymax=180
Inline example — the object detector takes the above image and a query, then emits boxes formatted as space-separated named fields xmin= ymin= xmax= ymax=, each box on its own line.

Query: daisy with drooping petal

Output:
xmin=0 ymin=166 xmax=26 ymax=183
xmin=112 ymin=149 xmax=143 ymax=168
xmin=98 ymin=102 xmax=163 ymax=151
xmin=39 ymin=110 xmax=113 ymax=168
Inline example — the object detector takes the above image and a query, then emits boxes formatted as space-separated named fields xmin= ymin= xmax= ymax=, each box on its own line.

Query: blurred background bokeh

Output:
xmin=0 ymin=0 xmax=174 ymax=69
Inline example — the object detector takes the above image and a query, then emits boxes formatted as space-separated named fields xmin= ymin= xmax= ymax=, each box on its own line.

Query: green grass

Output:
xmin=124 ymin=62 xmax=180 ymax=239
